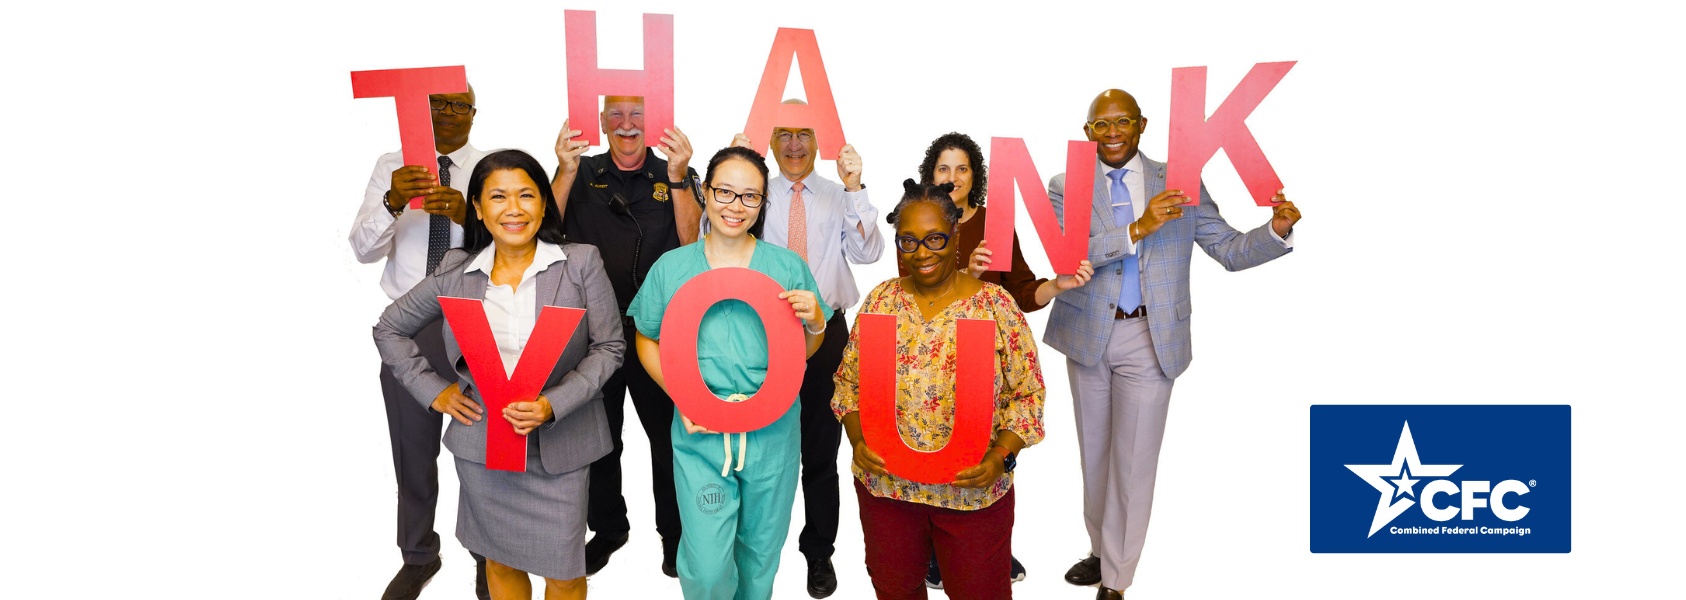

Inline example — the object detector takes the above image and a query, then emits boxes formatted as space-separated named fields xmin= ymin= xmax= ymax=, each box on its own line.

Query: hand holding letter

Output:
xmin=431 ymin=383 xmax=484 ymax=426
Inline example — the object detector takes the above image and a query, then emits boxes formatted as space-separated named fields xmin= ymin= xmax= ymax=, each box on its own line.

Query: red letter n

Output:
xmin=983 ymin=138 xmax=1094 ymax=275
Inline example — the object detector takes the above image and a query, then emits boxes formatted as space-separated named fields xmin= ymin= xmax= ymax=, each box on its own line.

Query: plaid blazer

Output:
xmin=1043 ymin=155 xmax=1291 ymax=377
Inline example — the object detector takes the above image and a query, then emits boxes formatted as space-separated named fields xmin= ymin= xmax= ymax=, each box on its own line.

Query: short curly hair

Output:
xmin=916 ymin=132 xmax=987 ymax=208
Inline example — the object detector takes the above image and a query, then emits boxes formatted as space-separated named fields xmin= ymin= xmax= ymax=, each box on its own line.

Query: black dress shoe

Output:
xmin=475 ymin=555 xmax=490 ymax=600
xmin=662 ymin=539 xmax=679 ymax=578
xmin=1065 ymin=555 xmax=1102 ymax=586
xmin=382 ymin=557 xmax=441 ymax=600
xmin=1095 ymin=585 xmax=1125 ymax=599
xmin=584 ymin=531 xmax=629 ymax=575
xmin=806 ymin=555 xmax=838 ymax=598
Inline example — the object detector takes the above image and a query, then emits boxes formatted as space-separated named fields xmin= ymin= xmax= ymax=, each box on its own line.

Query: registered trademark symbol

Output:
xmin=1529 ymin=480 xmax=1536 ymax=487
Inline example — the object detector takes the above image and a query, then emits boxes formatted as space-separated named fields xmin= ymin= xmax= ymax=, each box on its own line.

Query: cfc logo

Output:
xmin=1345 ymin=422 xmax=1530 ymax=537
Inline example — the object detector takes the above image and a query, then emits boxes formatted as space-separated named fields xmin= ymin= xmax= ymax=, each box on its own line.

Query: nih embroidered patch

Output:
xmin=1310 ymin=405 xmax=1570 ymax=553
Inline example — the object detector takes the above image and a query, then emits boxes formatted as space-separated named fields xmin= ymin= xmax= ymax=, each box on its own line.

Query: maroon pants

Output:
xmin=855 ymin=480 xmax=1014 ymax=600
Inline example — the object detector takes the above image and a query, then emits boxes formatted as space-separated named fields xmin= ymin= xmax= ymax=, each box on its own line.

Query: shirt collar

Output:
xmin=1098 ymin=152 xmax=1145 ymax=177
xmin=464 ymin=241 xmax=568 ymax=281
xmin=774 ymin=172 xmax=832 ymax=193
xmin=438 ymin=142 xmax=479 ymax=170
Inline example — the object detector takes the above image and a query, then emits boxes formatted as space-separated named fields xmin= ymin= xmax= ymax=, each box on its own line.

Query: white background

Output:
xmin=5 ymin=1 xmax=1683 ymax=598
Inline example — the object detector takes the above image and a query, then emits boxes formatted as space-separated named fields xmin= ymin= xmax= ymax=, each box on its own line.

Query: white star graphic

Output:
xmin=1344 ymin=422 xmax=1461 ymax=537
xmin=1390 ymin=465 xmax=1418 ymax=498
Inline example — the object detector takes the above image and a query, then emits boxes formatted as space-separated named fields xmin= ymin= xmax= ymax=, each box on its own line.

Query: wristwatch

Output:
xmin=990 ymin=445 xmax=1017 ymax=473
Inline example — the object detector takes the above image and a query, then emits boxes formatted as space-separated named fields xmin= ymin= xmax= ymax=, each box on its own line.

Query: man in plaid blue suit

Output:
xmin=1046 ymin=89 xmax=1302 ymax=600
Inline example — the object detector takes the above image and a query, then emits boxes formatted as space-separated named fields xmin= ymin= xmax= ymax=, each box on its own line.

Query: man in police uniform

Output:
xmin=551 ymin=95 xmax=701 ymax=578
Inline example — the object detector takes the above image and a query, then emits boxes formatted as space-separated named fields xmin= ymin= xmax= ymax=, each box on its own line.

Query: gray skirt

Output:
xmin=454 ymin=438 xmax=589 ymax=581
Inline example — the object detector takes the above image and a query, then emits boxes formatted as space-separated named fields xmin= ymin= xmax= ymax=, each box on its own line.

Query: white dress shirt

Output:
xmin=1103 ymin=153 xmax=1293 ymax=256
xmin=351 ymin=143 xmax=486 ymax=300
xmin=463 ymin=242 xmax=569 ymax=378
xmin=755 ymin=173 xmax=884 ymax=312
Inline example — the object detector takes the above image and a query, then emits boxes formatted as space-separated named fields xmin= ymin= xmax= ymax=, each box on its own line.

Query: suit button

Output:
xmin=1116 ymin=269 xmax=1122 ymax=275
xmin=1108 ymin=303 xmax=1115 ymax=309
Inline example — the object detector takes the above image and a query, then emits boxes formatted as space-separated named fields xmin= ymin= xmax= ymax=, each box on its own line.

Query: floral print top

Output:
xmin=831 ymin=279 xmax=1046 ymax=511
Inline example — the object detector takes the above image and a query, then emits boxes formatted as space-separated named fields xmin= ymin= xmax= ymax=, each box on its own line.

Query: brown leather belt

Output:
xmin=1115 ymin=305 xmax=1147 ymax=320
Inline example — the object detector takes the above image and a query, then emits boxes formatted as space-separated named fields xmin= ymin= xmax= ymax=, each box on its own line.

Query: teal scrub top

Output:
xmin=627 ymin=240 xmax=832 ymax=399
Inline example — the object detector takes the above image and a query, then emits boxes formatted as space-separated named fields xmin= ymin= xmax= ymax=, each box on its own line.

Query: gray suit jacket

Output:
xmin=1044 ymin=154 xmax=1291 ymax=376
xmin=373 ymin=243 xmax=624 ymax=475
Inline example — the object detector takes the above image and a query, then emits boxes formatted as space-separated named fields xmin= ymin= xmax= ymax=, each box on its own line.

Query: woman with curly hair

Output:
xmin=910 ymin=133 xmax=1093 ymax=587
xmin=912 ymin=132 xmax=1079 ymax=315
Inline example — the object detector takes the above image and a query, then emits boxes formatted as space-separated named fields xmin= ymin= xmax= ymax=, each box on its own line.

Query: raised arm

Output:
xmin=836 ymin=144 xmax=884 ymax=262
xmin=1189 ymin=184 xmax=1294 ymax=272
xmin=552 ymin=119 xmax=589 ymax=225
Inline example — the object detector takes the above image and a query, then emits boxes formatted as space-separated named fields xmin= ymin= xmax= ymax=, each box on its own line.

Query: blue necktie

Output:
xmin=1108 ymin=168 xmax=1142 ymax=312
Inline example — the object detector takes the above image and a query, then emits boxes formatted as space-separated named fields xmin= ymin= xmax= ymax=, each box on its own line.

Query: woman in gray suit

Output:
xmin=374 ymin=149 xmax=624 ymax=600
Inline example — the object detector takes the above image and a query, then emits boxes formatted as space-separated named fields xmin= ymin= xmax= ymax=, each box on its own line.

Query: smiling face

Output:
xmin=600 ymin=96 xmax=645 ymax=164
xmin=896 ymin=201 xmax=959 ymax=290
xmin=772 ymin=126 xmax=817 ymax=181
xmin=930 ymin=148 xmax=974 ymax=208
xmin=1085 ymin=89 xmax=1145 ymax=168
xmin=429 ymin=86 xmax=475 ymax=153
xmin=705 ymin=157 xmax=766 ymax=240
xmin=473 ymin=168 xmax=545 ymax=250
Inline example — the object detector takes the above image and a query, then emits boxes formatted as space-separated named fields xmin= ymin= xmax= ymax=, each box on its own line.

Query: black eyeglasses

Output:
xmin=707 ymin=185 xmax=765 ymax=208
xmin=430 ymin=98 xmax=476 ymax=115
xmin=895 ymin=233 xmax=951 ymax=253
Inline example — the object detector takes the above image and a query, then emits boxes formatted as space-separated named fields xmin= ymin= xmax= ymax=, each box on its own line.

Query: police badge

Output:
xmin=653 ymin=182 xmax=670 ymax=202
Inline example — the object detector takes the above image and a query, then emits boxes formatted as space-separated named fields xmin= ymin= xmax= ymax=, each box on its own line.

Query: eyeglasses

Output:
xmin=774 ymin=131 xmax=815 ymax=145
xmin=1084 ymin=116 xmax=1142 ymax=134
xmin=895 ymin=233 xmax=951 ymax=253
xmin=707 ymin=185 xmax=765 ymax=208
xmin=430 ymin=98 xmax=476 ymax=115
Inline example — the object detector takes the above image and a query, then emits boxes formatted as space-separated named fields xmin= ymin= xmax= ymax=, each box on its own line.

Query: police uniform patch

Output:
xmin=653 ymin=182 xmax=670 ymax=202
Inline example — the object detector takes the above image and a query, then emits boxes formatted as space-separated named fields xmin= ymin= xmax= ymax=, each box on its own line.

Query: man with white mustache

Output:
xmin=550 ymin=94 xmax=702 ymax=579
xmin=1045 ymin=89 xmax=1302 ymax=600
xmin=727 ymin=98 xmax=884 ymax=599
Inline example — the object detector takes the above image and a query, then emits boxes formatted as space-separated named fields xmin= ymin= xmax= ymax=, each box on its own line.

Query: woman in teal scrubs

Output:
xmin=627 ymin=146 xmax=830 ymax=600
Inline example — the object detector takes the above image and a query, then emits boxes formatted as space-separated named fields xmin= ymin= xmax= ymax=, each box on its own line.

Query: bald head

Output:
xmin=782 ymin=98 xmax=807 ymax=106
xmin=1087 ymin=89 xmax=1139 ymax=122
xmin=1084 ymin=89 xmax=1146 ymax=167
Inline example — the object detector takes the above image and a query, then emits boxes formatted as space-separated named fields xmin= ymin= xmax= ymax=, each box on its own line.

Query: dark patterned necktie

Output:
xmin=426 ymin=155 xmax=453 ymax=275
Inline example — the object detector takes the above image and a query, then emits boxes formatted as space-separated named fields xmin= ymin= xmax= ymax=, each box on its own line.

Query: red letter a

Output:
xmin=742 ymin=28 xmax=848 ymax=159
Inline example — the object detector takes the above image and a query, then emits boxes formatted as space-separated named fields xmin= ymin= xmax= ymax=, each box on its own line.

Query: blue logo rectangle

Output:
xmin=1309 ymin=405 xmax=1570 ymax=553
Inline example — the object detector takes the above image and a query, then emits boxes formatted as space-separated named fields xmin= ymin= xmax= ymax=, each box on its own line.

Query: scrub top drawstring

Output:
xmin=719 ymin=432 xmax=748 ymax=477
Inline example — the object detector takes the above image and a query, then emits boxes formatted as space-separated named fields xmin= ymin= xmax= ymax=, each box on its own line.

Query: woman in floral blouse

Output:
xmin=832 ymin=180 xmax=1092 ymax=599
